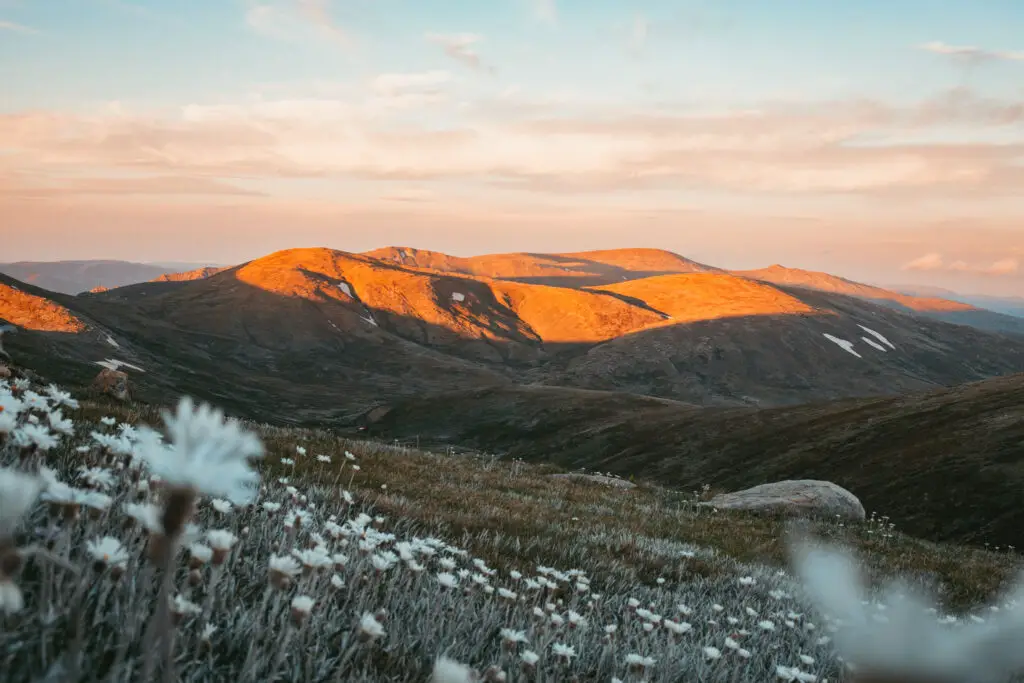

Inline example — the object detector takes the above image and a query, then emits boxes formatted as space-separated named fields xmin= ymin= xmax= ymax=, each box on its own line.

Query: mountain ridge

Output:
xmin=4 ymin=246 xmax=1024 ymax=420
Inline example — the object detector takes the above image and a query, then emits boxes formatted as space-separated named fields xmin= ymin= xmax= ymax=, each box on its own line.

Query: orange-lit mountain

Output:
xmin=6 ymin=247 xmax=1024 ymax=420
xmin=734 ymin=265 xmax=1024 ymax=335
xmin=152 ymin=266 xmax=228 ymax=282
xmin=362 ymin=246 xmax=717 ymax=286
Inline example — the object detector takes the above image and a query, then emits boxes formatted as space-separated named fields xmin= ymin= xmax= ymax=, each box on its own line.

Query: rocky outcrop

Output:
xmin=91 ymin=368 xmax=130 ymax=401
xmin=699 ymin=479 xmax=865 ymax=521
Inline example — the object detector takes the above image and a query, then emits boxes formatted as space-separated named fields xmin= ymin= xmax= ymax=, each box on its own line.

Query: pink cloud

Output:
xmin=902 ymin=252 xmax=1019 ymax=276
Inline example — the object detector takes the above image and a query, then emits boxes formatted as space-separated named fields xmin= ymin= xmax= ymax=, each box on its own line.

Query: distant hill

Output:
xmin=0 ymin=260 xmax=218 ymax=295
xmin=889 ymin=284 xmax=1024 ymax=320
xmin=363 ymin=373 xmax=1024 ymax=548
xmin=735 ymin=265 xmax=1024 ymax=335
xmin=362 ymin=246 xmax=718 ymax=287
xmin=5 ymin=247 xmax=1024 ymax=421
xmin=152 ymin=266 xmax=229 ymax=282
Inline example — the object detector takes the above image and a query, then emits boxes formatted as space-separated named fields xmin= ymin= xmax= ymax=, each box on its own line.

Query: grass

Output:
xmin=2 ymin=386 xmax=1023 ymax=682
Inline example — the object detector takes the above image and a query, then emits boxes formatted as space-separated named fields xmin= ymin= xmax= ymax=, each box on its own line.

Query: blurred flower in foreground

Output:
xmin=790 ymin=533 xmax=1024 ymax=683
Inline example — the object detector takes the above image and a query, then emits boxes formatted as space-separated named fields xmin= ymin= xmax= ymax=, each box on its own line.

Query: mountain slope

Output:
xmin=152 ymin=266 xmax=228 ymax=282
xmin=737 ymin=265 xmax=1024 ymax=335
xmin=363 ymin=246 xmax=716 ymax=286
xmin=6 ymin=247 xmax=1024 ymax=416
xmin=363 ymin=373 xmax=1024 ymax=548
xmin=0 ymin=260 xmax=210 ymax=295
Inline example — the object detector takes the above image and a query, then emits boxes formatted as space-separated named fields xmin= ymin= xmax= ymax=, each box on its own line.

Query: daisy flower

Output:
xmin=136 ymin=396 xmax=264 ymax=505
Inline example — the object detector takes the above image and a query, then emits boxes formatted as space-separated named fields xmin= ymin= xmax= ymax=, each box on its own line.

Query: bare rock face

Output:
xmin=548 ymin=473 xmax=637 ymax=490
xmin=91 ymin=368 xmax=131 ymax=401
xmin=699 ymin=479 xmax=865 ymax=521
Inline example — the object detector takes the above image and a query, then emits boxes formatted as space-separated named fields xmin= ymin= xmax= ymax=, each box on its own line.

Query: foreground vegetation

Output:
xmin=2 ymin=376 xmax=1023 ymax=682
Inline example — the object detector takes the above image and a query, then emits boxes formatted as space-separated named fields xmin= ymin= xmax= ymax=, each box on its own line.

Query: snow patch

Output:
xmin=858 ymin=324 xmax=895 ymax=350
xmin=95 ymin=358 xmax=145 ymax=373
xmin=822 ymin=333 xmax=861 ymax=358
xmin=105 ymin=335 xmax=120 ymax=348
xmin=861 ymin=337 xmax=887 ymax=352
xmin=451 ymin=292 xmax=465 ymax=302
xmin=337 ymin=283 xmax=352 ymax=297
xmin=361 ymin=315 xmax=378 ymax=327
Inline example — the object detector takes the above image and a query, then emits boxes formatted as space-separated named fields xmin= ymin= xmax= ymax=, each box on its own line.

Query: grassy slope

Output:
xmin=363 ymin=376 xmax=1024 ymax=549
xmin=77 ymin=397 xmax=1022 ymax=614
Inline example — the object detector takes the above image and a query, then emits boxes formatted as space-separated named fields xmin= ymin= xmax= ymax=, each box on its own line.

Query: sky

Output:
xmin=1 ymin=0 xmax=1023 ymax=296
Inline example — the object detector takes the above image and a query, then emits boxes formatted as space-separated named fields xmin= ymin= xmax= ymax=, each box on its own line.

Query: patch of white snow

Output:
xmin=861 ymin=337 xmax=886 ymax=352
xmin=338 ymin=283 xmax=352 ymax=297
xmin=361 ymin=315 xmax=378 ymax=327
xmin=858 ymin=324 xmax=895 ymax=350
xmin=822 ymin=333 xmax=861 ymax=358
xmin=95 ymin=358 xmax=145 ymax=373
xmin=451 ymin=292 xmax=465 ymax=302
xmin=105 ymin=335 xmax=120 ymax=348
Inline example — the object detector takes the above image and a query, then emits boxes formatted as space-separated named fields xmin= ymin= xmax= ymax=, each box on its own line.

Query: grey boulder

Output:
xmin=699 ymin=479 xmax=865 ymax=521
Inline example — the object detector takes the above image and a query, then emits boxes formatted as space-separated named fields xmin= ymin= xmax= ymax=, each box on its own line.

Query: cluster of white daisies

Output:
xmin=2 ymin=375 xmax=1024 ymax=682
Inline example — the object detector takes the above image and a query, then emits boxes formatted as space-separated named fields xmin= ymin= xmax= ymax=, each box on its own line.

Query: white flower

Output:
xmin=431 ymin=656 xmax=475 ymax=683
xmin=316 ymin=455 xmax=331 ymax=463
xmin=78 ymin=467 xmax=116 ymax=490
xmin=171 ymin=595 xmax=201 ymax=616
xmin=47 ymin=410 xmax=74 ymax=436
xmin=100 ymin=416 xmax=117 ymax=426
xmin=44 ymin=385 xmax=79 ymax=409
xmin=500 ymin=628 xmax=528 ymax=644
xmin=0 ymin=468 xmax=43 ymax=536
xmin=792 ymin=537 xmax=1024 ymax=682
xmin=206 ymin=529 xmax=237 ymax=551
xmin=136 ymin=396 xmax=264 ymax=504
xmin=551 ymin=643 xmax=575 ymax=660
xmin=437 ymin=572 xmax=459 ymax=589
xmin=189 ymin=543 xmax=213 ymax=564
xmin=0 ymin=579 xmax=24 ymax=614
xmin=358 ymin=612 xmax=386 ymax=639
xmin=520 ymin=650 xmax=539 ymax=666
xmin=262 ymin=502 xmax=281 ymax=513
xmin=269 ymin=555 xmax=302 ymax=577
xmin=291 ymin=595 xmax=315 ymax=614
xmin=758 ymin=620 xmax=776 ymax=631
xmin=210 ymin=499 xmax=232 ymax=514
xmin=13 ymin=423 xmax=59 ymax=451
xmin=625 ymin=653 xmax=656 ymax=668
xmin=201 ymin=624 xmax=217 ymax=641
xmin=330 ymin=574 xmax=345 ymax=589
xmin=703 ymin=646 xmax=721 ymax=660
xmin=293 ymin=547 xmax=333 ymax=570
xmin=86 ymin=536 xmax=129 ymax=567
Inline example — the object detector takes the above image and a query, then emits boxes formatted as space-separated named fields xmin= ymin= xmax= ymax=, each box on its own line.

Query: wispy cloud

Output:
xmin=424 ymin=32 xmax=491 ymax=72
xmin=0 ymin=19 xmax=39 ymax=34
xmin=245 ymin=0 xmax=351 ymax=48
xmin=531 ymin=0 xmax=557 ymax=26
xmin=628 ymin=14 xmax=649 ymax=54
xmin=0 ymin=174 xmax=262 ymax=199
xmin=918 ymin=41 xmax=1024 ymax=63
xmin=2 ymin=86 xmax=1024 ymax=198
xmin=902 ymin=252 xmax=1019 ymax=275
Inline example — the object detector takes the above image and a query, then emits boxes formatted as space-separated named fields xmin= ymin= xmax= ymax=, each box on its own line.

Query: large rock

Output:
xmin=699 ymin=479 xmax=865 ymax=521
xmin=91 ymin=368 xmax=131 ymax=401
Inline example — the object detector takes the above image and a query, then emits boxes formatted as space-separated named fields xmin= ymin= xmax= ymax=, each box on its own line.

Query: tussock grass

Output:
xmin=0 ymin=392 xmax=1021 ymax=682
